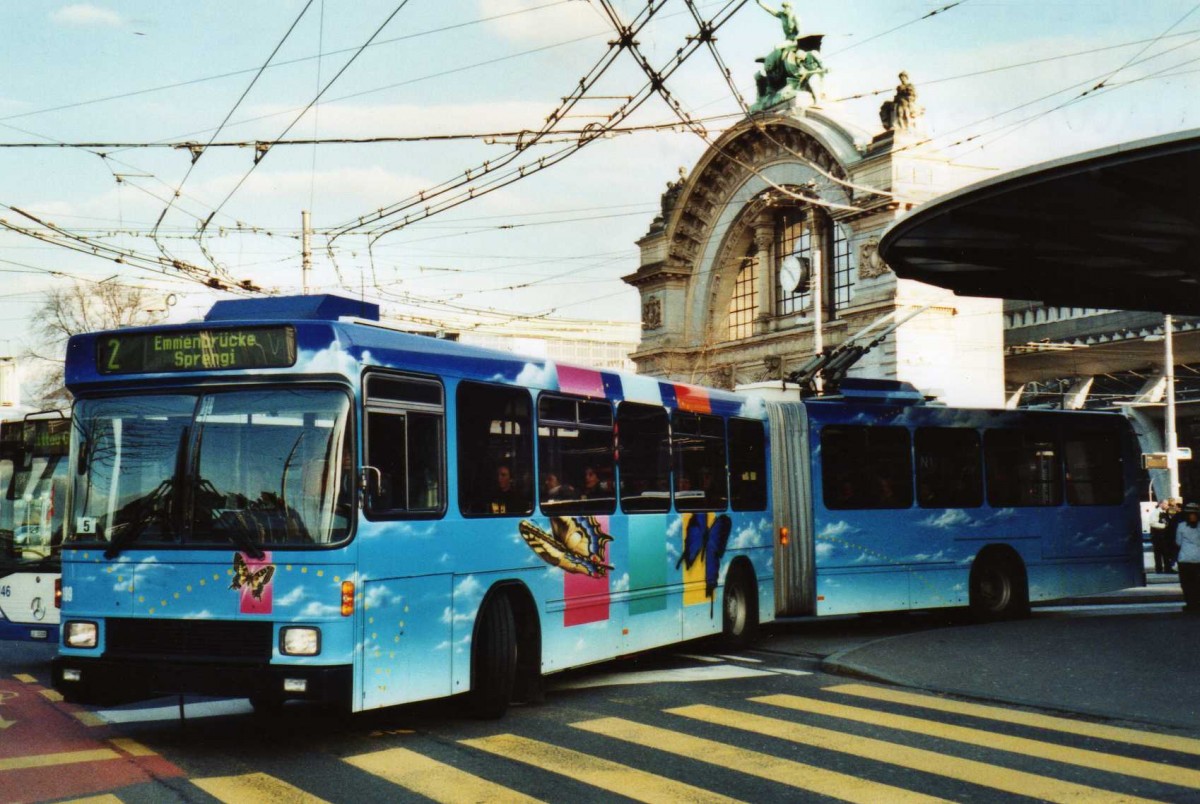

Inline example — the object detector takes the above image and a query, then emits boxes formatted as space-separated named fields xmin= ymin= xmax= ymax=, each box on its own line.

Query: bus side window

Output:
xmin=984 ymin=429 xmax=1062 ymax=507
xmin=915 ymin=427 xmax=982 ymax=509
xmin=364 ymin=374 xmax=445 ymax=517
xmin=822 ymin=425 xmax=913 ymax=510
xmin=537 ymin=395 xmax=615 ymax=516
xmin=1064 ymin=431 xmax=1123 ymax=506
xmin=617 ymin=403 xmax=671 ymax=513
xmin=729 ymin=418 xmax=767 ymax=511
xmin=456 ymin=381 xmax=534 ymax=517
xmin=672 ymin=411 xmax=728 ymax=511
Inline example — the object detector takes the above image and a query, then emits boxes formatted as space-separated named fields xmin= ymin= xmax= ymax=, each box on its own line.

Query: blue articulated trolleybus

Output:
xmin=766 ymin=379 xmax=1145 ymax=621
xmin=52 ymin=295 xmax=774 ymax=716
xmin=52 ymin=295 xmax=1144 ymax=715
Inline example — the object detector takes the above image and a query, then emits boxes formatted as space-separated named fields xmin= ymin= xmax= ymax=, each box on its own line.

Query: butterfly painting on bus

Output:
xmin=678 ymin=513 xmax=731 ymax=600
xmin=231 ymin=551 xmax=275 ymax=614
xmin=518 ymin=517 xmax=613 ymax=578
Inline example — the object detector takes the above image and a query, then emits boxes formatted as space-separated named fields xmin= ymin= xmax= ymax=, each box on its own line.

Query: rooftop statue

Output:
xmin=751 ymin=0 xmax=827 ymax=112
xmin=879 ymin=71 xmax=924 ymax=133
xmin=759 ymin=0 xmax=800 ymax=43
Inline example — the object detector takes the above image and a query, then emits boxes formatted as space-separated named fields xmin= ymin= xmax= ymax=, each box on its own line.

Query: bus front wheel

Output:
xmin=468 ymin=594 xmax=517 ymax=719
xmin=969 ymin=552 xmax=1029 ymax=621
xmin=722 ymin=566 xmax=759 ymax=648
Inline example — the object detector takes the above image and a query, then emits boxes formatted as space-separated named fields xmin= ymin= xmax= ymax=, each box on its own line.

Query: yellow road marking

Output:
xmin=0 ymin=749 xmax=119 ymax=772
xmin=827 ymin=683 xmax=1200 ymax=758
xmin=109 ymin=738 xmax=156 ymax=757
xmin=463 ymin=733 xmax=741 ymax=804
xmin=73 ymin=711 xmax=106 ymax=727
xmin=756 ymin=694 xmax=1200 ymax=790
xmin=41 ymin=689 xmax=64 ymax=702
xmin=671 ymin=704 xmax=1159 ymax=804
xmin=13 ymin=674 xmax=37 ymax=683
xmin=55 ymin=796 xmax=123 ymax=804
xmin=192 ymin=772 xmax=330 ymax=803
xmin=572 ymin=717 xmax=947 ymax=804
xmin=345 ymin=746 xmax=543 ymax=804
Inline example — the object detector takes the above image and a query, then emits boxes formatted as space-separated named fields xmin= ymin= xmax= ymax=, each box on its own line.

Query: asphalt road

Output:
xmin=4 ymin=597 xmax=1200 ymax=804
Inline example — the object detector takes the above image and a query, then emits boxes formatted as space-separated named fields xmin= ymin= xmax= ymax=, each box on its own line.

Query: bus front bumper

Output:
xmin=51 ymin=656 xmax=352 ymax=708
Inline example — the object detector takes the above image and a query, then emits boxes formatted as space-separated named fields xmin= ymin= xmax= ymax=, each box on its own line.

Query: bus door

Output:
xmin=359 ymin=373 xmax=452 ymax=710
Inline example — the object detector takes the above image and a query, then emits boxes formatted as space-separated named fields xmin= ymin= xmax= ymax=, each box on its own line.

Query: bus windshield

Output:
xmin=70 ymin=389 xmax=352 ymax=552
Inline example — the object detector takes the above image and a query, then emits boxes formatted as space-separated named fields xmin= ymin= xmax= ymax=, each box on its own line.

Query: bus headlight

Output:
xmin=280 ymin=627 xmax=321 ymax=656
xmin=64 ymin=621 xmax=98 ymax=649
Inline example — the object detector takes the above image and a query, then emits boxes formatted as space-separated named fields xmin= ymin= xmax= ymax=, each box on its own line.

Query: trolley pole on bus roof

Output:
xmin=301 ymin=210 xmax=312 ymax=296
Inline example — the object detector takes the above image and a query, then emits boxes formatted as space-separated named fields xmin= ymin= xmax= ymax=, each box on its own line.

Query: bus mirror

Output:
xmin=360 ymin=466 xmax=381 ymax=499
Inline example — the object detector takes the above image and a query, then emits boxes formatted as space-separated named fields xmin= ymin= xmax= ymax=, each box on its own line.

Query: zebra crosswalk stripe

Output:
xmin=572 ymin=716 xmax=949 ymax=804
xmin=754 ymin=694 xmax=1200 ymax=790
xmin=463 ymin=733 xmax=743 ymax=804
xmin=826 ymin=683 xmax=1200 ymax=757
xmin=669 ymin=703 xmax=1158 ymax=804
xmin=191 ymin=772 xmax=330 ymax=804
xmin=344 ymin=746 xmax=543 ymax=804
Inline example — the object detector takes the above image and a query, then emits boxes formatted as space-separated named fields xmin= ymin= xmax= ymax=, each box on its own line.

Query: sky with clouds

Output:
xmin=1 ymin=0 xmax=1198 ymax=361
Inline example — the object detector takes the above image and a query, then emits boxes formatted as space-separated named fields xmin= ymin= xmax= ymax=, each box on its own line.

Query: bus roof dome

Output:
xmin=205 ymin=294 xmax=380 ymax=323
xmin=837 ymin=378 xmax=925 ymax=404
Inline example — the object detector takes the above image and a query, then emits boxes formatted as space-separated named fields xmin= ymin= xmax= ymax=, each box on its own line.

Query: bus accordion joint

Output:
xmin=341 ymin=581 xmax=354 ymax=616
xmin=779 ymin=526 xmax=789 ymax=546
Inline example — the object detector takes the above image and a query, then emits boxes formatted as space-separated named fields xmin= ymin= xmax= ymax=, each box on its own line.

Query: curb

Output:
xmin=818 ymin=624 xmax=1200 ymax=734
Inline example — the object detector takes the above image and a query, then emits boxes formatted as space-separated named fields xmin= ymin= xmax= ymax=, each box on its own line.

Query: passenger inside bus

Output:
xmin=489 ymin=463 xmax=523 ymax=514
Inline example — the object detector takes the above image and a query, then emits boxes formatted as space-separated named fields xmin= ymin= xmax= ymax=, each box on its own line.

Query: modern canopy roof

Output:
xmin=879 ymin=129 xmax=1200 ymax=315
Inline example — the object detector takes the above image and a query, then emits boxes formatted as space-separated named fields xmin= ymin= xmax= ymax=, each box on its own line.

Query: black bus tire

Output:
xmin=722 ymin=566 xmax=759 ymax=648
xmin=970 ymin=552 xmax=1030 ymax=622
xmin=468 ymin=593 xmax=517 ymax=719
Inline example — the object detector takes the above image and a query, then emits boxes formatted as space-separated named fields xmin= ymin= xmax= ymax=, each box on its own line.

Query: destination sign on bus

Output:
xmin=97 ymin=326 xmax=296 ymax=375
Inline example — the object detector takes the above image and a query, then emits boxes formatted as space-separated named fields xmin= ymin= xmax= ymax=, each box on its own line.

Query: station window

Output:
xmin=822 ymin=425 xmax=913 ymax=510
xmin=456 ymin=382 xmax=533 ymax=517
xmin=672 ymin=412 xmax=728 ymax=511
xmin=915 ymin=427 xmax=983 ymax=509
xmin=727 ymin=250 xmax=758 ymax=341
xmin=984 ymin=429 xmax=1062 ymax=507
xmin=363 ymin=373 xmax=445 ymax=517
xmin=728 ymin=418 xmax=767 ymax=511
xmin=1064 ymin=431 xmax=1124 ymax=506
xmin=617 ymin=403 xmax=671 ymax=513
xmin=537 ymin=395 xmax=615 ymax=516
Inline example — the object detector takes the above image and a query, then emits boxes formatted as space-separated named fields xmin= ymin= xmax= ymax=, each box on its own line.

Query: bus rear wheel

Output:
xmin=468 ymin=594 xmax=517 ymax=719
xmin=722 ymin=567 xmax=759 ymax=648
xmin=970 ymin=552 xmax=1029 ymax=622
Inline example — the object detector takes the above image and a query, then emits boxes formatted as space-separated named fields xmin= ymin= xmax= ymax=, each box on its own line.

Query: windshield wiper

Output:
xmin=104 ymin=479 xmax=173 ymax=559
xmin=223 ymin=521 xmax=265 ymax=560
xmin=194 ymin=478 xmax=264 ymax=559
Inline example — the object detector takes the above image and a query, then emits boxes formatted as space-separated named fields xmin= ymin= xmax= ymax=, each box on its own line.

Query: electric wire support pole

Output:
xmin=1166 ymin=313 xmax=1181 ymax=500
xmin=302 ymin=210 xmax=312 ymax=296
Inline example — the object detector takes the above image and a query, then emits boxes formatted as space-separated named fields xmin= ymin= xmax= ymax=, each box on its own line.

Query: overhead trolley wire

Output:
xmin=151 ymin=0 xmax=317 ymax=253
xmin=326 ymin=1 xmax=670 ymax=241
xmin=196 ymin=0 xmax=416 ymax=249
xmin=0 ymin=0 xmax=576 ymax=127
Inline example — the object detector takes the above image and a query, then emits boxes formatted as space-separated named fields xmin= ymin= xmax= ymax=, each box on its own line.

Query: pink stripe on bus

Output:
xmin=557 ymin=364 xmax=607 ymax=398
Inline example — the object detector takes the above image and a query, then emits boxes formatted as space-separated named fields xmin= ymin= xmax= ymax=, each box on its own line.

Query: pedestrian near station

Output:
xmin=1175 ymin=502 xmax=1200 ymax=612
xmin=1150 ymin=498 xmax=1180 ymax=573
